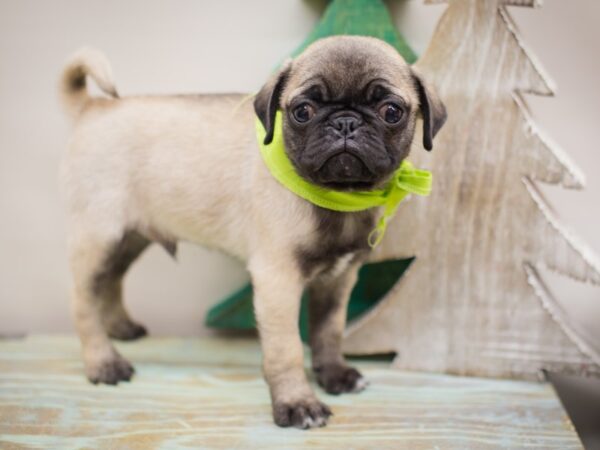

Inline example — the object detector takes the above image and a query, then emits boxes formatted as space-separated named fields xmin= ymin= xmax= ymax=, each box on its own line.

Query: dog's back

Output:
xmin=60 ymin=48 xmax=258 ymax=259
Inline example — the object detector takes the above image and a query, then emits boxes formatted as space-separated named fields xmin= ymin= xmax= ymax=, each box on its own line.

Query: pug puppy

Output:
xmin=60 ymin=36 xmax=446 ymax=429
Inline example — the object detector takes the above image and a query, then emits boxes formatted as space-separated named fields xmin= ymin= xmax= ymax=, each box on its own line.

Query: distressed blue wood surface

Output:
xmin=0 ymin=335 xmax=581 ymax=449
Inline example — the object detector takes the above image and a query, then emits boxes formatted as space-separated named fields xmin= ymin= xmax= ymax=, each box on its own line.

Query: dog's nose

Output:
xmin=332 ymin=116 xmax=360 ymax=135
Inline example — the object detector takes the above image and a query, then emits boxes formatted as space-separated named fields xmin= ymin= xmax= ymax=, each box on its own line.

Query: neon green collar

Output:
xmin=256 ymin=111 xmax=432 ymax=247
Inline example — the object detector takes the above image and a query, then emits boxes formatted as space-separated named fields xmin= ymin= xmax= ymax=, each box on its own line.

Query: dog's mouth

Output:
xmin=315 ymin=152 xmax=376 ymax=190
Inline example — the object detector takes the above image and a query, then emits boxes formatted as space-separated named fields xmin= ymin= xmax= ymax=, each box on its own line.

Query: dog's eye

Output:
xmin=378 ymin=103 xmax=403 ymax=124
xmin=293 ymin=103 xmax=315 ymax=123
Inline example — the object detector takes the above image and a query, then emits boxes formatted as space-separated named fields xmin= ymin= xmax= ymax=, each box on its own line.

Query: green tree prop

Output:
xmin=206 ymin=259 xmax=414 ymax=341
xmin=205 ymin=0 xmax=417 ymax=340
xmin=290 ymin=0 xmax=416 ymax=61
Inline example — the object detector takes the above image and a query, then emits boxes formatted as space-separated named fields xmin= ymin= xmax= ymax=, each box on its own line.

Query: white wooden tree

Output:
xmin=343 ymin=0 xmax=600 ymax=379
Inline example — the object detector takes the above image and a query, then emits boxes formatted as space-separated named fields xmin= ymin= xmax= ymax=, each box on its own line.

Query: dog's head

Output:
xmin=254 ymin=36 xmax=447 ymax=190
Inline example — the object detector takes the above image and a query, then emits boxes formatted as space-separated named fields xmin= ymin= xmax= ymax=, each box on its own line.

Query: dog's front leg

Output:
xmin=308 ymin=262 xmax=368 ymax=395
xmin=250 ymin=254 xmax=332 ymax=429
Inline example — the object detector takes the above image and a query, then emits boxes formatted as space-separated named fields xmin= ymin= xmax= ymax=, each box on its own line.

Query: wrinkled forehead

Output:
xmin=284 ymin=37 xmax=415 ymax=103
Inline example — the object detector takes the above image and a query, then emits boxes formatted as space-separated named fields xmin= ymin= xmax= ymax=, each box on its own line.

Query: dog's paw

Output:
xmin=273 ymin=398 xmax=332 ymax=429
xmin=315 ymin=364 xmax=368 ymax=395
xmin=86 ymin=353 xmax=135 ymax=385
xmin=107 ymin=319 xmax=148 ymax=341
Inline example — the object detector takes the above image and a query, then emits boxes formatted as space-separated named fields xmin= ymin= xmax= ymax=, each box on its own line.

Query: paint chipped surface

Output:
xmin=0 ymin=335 xmax=582 ymax=449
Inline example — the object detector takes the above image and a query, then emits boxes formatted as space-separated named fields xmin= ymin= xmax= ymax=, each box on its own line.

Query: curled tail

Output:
xmin=60 ymin=47 xmax=119 ymax=120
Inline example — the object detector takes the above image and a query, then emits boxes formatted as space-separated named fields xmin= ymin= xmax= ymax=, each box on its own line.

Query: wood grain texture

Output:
xmin=425 ymin=0 xmax=543 ymax=6
xmin=0 ymin=335 xmax=581 ymax=449
xmin=343 ymin=0 xmax=600 ymax=379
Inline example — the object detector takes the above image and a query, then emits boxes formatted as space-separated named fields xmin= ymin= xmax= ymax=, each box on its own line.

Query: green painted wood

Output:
xmin=205 ymin=0 xmax=418 ymax=334
xmin=0 ymin=335 xmax=582 ymax=449
xmin=291 ymin=0 xmax=417 ymax=62
xmin=206 ymin=259 xmax=414 ymax=342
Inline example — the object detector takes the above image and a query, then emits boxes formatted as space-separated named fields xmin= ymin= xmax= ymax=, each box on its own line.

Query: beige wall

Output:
xmin=0 ymin=0 xmax=598 ymax=342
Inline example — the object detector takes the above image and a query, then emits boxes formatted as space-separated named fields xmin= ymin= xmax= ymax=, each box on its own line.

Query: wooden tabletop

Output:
xmin=0 ymin=335 xmax=581 ymax=449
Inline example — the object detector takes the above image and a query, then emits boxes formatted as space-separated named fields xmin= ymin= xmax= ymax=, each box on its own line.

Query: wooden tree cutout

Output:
xmin=343 ymin=0 xmax=600 ymax=379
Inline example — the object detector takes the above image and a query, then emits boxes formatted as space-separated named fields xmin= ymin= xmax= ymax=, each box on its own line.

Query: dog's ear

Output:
xmin=254 ymin=60 xmax=292 ymax=145
xmin=411 ymin=68 xmax=447 ymax=151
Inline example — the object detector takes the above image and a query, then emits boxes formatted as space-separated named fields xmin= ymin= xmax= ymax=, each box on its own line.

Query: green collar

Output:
xmin=256 ymin=111 xmax=432 ymax=247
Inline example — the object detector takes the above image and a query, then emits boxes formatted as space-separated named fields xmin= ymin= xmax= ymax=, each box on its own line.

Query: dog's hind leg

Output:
xmin=95 ymin=230 xmax=150 ymax=341
xmin=69 ymin=229 xmax=147 ymax=384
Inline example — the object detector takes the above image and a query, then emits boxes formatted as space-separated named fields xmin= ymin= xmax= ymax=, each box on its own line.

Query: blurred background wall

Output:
xmin=0 ymin=0 xmax=598 ymax=341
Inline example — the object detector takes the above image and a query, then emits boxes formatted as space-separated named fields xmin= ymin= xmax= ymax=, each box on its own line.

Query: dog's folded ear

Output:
xmin=411 ymin=68 xmax=447 ymax=151
xmin=254 ymin=60 xmax=292 ymax=145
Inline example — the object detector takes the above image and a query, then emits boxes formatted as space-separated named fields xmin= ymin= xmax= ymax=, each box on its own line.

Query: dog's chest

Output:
xmin=296 ymin=208 xmax=375 ymax=280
